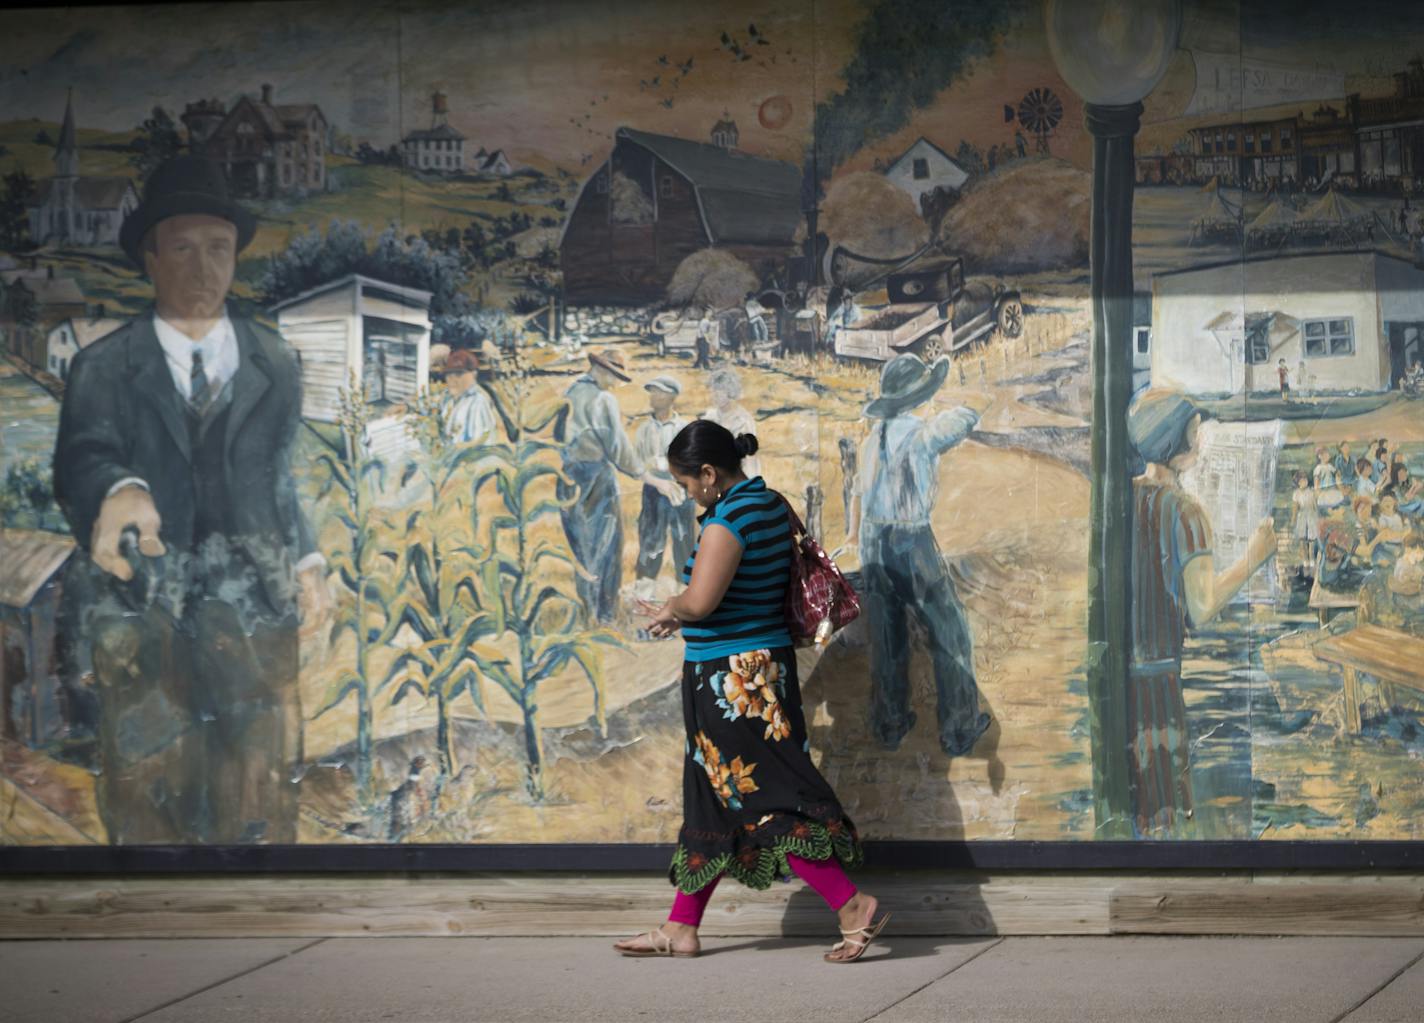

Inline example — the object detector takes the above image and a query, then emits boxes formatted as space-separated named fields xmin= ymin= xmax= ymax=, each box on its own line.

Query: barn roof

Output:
xmin=616 ymin=127 xmax=802 ymax=244
xmin=0 ymin=530 xmax=75 ymax=609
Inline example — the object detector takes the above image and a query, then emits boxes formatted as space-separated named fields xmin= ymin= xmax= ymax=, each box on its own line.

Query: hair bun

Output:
xmin=734 ymin=433 xmax=759 ymax=458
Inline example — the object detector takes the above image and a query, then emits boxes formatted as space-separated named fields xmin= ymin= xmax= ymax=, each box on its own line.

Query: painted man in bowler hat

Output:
xmin=53 ymin=155 xmax=329 ymax=844
xmin=556 ymin=349 xmax=681 ymax=623
xmin=849 ymin=354 xmax=991 ymax=757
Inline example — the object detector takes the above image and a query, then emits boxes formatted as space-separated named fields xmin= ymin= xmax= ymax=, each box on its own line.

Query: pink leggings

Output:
xmin=668 ymin=854 xmax=856 ymax=926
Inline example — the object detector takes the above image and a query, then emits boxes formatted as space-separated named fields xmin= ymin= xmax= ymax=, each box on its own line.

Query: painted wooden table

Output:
xmin=1313 ymin=624 xmax=1424 ymax=735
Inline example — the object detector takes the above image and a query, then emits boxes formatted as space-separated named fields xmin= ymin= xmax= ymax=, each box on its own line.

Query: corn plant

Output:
xmin=310 ymin=384 xmax=403 ymax=798
xmin=384 ymin=386 xmax=507 ymax=779
xmin=470 ymin=373 xmax=620 ymax=800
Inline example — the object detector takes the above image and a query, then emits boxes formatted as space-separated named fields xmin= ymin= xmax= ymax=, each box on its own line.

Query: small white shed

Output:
xmin=271 ymin=274 xmax=433 ymax=423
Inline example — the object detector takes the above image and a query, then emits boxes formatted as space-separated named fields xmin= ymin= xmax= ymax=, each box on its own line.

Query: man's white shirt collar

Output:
xmin=152 ymin=311 xmax=239 ymax=401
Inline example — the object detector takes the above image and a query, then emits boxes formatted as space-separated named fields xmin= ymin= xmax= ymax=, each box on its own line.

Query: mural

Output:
xmin=3 ymin=0 xmax=1424 ymax=849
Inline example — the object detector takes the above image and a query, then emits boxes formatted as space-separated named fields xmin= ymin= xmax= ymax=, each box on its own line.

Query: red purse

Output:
xmin=781 ymin=497 xmax=860 ymax=647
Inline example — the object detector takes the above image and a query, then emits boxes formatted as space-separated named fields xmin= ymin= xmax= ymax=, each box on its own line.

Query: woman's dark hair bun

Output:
xmin=734 ymin=433 xmax=759 ymax=458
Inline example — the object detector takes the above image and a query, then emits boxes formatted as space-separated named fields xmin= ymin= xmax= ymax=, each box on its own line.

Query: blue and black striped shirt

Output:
xmin=680 ymin=476 xmax=792 ymax=659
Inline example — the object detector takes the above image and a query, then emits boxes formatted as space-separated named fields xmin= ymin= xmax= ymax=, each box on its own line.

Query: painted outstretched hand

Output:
xmin=91 ymin=484 xmax=165 ymax=580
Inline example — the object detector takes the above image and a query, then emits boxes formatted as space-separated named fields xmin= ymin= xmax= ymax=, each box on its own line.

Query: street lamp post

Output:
xmin=1046 ymin=0 xmax=1182 ymax=838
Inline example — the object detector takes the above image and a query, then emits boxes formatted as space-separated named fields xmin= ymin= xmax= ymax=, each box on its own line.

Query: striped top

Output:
xmin=681 ymin=476 xmax=792 ymax=659
xmin=1132 ymin=477 xmax=1212 ymax=671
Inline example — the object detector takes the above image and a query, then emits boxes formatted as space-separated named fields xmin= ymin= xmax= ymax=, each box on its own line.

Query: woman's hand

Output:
xmin=636 ymin=598 xmax=682 ymax=639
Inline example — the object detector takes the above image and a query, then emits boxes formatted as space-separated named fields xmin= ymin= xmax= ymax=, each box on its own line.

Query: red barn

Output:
xmin=559 ymin=127 xmax=803 ymax=306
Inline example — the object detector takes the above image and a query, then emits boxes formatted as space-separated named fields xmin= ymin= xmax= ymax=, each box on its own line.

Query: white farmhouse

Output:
xmin=884 ymin=138 xmax=968 ymax=213
xmin=46 ymin=315 xmax=124 ymax=380
xmin=1150 ymin=250 xmax=1424 ymax=396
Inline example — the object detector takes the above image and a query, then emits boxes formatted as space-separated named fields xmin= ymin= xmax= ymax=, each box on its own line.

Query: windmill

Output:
xmin=1004 ymin=87 xmax=1064 ymax=156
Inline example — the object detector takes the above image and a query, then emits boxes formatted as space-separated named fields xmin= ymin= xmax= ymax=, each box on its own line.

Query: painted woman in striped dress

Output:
xmin=1126 ymin=390 xmax=1277 ymax=837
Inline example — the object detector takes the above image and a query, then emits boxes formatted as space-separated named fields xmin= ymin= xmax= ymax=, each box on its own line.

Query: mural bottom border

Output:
xmin=3 ymin=841 xmax=1423 ymax=874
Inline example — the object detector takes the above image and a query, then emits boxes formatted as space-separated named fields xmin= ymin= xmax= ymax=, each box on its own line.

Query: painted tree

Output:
xmin=470 ymin=374 xmax=619 ymax=799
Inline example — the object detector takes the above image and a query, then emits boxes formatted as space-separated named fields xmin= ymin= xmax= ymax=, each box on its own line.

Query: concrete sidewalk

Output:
xmin=2 ymin=935 xmax=1422 ymax=1022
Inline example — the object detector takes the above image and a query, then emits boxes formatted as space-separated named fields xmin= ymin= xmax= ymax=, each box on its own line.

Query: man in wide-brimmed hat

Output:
xmin=850 ymin=353 xmax=991 ymax=757
xmin=557 ymin=349 xmax=681 ymax=622
xmin=53 ymin=154 xmax=325 ymax=844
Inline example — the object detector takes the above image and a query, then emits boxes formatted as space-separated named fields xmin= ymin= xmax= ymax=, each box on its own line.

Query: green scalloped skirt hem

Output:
xmin=668 ymin=822 xmax=864 ymax=894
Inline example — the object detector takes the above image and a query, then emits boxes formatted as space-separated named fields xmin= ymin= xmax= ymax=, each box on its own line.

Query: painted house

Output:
xmin=45 ymin=315 xmax=124 ymax=381
xmin=1150 ymin=250 xmax=1424 ymax=396
xmin=25 ymin=91 xmax=139 ymax=247
xmin=1 ymin=271 xmax=87 ymax=372
xmin=474 ymin=148 xmax=512 ymax=176
xmin=402 ymin=92 xmax=466 ymax=174
xmin=271 ymin=274 xmax=432 ymax=460
xmin=560 ymin=126 xmax=803 ymax=305
xmin=0 ymin=529 xmax=75 ymax=748
xmin=202 ymin=83 xmax=327 ymax=198
xmin=884 ymin=137 xmax=969 ymax=213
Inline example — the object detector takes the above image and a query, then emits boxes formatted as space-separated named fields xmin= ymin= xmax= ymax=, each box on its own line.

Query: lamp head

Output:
xmin=1046 ymin=0 xmax=1182 ymax=106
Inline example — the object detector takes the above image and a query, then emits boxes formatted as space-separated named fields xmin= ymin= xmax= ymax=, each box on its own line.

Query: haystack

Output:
xmin=938 ymin=158 xmax=1090 ymax=274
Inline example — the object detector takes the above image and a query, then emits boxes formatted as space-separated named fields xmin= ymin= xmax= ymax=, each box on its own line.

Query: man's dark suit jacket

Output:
xmin=53 ymin=306 xmax=315 ymax=618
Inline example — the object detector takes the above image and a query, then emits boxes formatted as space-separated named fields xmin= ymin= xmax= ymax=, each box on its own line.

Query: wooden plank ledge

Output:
xmin=3 ymin=872 xmax=1424 ymax=938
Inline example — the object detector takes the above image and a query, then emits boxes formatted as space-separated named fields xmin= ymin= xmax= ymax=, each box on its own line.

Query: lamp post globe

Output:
xmin=1046 ymin=0 xmax=1182 ymax=105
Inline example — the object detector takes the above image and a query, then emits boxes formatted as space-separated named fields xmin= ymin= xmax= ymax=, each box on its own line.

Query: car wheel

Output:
xmin=918 ymin=333 xmax=945 ymax=360
xmin=997 ymin=299 xmax=1025 ymax=339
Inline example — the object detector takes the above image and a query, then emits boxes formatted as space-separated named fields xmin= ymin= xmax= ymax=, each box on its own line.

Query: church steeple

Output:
xmin=55 ymin=87 xmax=78 ymax=179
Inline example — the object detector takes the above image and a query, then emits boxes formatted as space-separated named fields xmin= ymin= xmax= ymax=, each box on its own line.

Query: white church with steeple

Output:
xmin=26 ymin=90 xmax=139 ymax=247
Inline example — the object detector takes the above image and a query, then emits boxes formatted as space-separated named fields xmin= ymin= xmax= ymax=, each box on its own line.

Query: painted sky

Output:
xmin=4 ymin=0 xmax=1424 ymax=177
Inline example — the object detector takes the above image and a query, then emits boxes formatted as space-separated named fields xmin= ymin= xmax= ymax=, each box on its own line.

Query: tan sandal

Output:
xmin=824 ymin=912 xmax=891 ymax=963
xmin=614 ymin=928 xmax=698 ymax=958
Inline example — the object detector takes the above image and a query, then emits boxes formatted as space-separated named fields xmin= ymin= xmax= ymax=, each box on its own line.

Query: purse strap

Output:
xmin=779 ymin=493 xmax=808 ymax=541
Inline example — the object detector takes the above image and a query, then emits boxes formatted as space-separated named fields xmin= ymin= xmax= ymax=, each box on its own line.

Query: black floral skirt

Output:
xmin=670 ymin=646 xmax=863 ymax=893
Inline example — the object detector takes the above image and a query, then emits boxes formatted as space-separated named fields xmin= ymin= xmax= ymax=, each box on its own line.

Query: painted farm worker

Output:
xmin=693 ymin=306 xmax=714 ymax=370
xmin=620 ymin=420 xmax=886 ymax=963
xmin=850 ymin=354 xmax=990 ymax=757
xmin=701 ymin=367 xmax=760 ymax=478
xmin=53 ymin=154 xmax=330 ymax=844
xmin=441 ymin=347 xmax=495 ymax=445
xmin=744 ymin=290 xmax=769 ymax=345
xmin=556 ymin=349 xmax=679 ymax=623
xmin=1126 ymin=389 xmax=1275 ymax=837
xmin=632 ymin=374 xmax=697 ymax=601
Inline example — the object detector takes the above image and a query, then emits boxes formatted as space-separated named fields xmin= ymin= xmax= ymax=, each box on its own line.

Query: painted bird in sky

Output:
xmin=661 ymin=97 xmax=674 ymax=108
xmin=678 ymin=57 xmax=693 ymax=75
xmin=657 ymin=54 xmax=669 ymax=65
xmin=749 ymin=23 xmax=769 ymax=44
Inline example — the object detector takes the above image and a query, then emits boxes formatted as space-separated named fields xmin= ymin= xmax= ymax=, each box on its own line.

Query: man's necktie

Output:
xmin=190 ymin=347 xmax=211 ymax=411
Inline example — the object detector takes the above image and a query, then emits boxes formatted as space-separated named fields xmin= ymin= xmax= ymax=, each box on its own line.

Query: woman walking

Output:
xmin=615 ymin=420 xmax=887 ymax=963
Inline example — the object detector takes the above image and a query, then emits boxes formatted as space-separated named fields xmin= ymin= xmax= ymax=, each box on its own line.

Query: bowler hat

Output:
xmin=587 ymin=348 xmax=632 ymax=382
xmin=119 ymin=155 xmax=257 ymax=269
xmin=864 ymin=353 xmax=950 ymax=419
